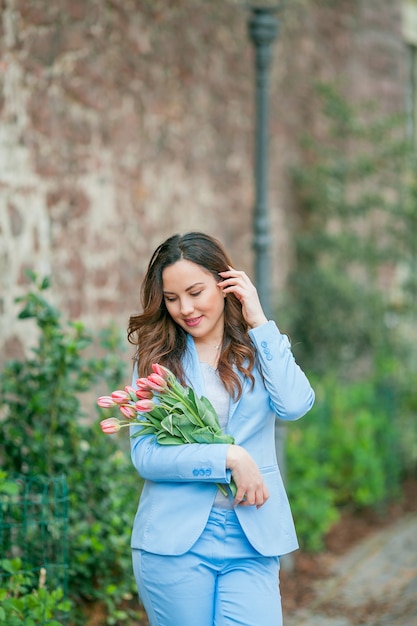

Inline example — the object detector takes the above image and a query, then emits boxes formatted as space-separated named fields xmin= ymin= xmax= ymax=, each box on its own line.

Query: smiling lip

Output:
xmin=184 ymin=316 xmax=203 ymax=328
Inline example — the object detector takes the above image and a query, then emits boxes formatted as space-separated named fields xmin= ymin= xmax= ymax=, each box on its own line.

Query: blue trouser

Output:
xmin=132 ymin=508 xmax=282 ymax=626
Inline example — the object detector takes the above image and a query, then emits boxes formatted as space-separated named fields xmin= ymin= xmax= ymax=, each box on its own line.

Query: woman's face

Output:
xmin=162 ymin=259 xmax=225 ymax=343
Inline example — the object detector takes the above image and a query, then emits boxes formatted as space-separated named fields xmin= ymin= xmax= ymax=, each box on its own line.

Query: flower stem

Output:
xmin=216 ymin=483 xmax=229 ymax=497
xmin=163 ymin=381 xmax=205 ymax=428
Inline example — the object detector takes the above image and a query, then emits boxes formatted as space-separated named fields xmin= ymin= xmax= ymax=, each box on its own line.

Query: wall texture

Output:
xmin=0 ymin=0 xmax=406 ymax=364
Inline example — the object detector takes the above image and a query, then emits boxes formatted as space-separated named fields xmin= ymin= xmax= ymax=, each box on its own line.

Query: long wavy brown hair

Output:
xmin=127 ymin=232 xmax=255 ymax=399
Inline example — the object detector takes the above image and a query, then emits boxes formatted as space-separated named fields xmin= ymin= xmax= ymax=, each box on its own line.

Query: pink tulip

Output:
xmin=135 ymin=399 xmax=155 ymax=413
xmin=97 ymin=396 xmax=116 ymax=408
xmin=146 ymin=373 xmax=167 ymax=392
xmin=136 ymin=377 xmax=151 ymax=391
xmin=125 ymin=385 xmax=138 ymax=401
xmin=100 ymin=418 xmax=121 ymax=434
xmin=151 ymin=363 xmax=170 ymax=380
xmin=119 ymin=404 xmax=137 ymax=419
xmin=136 ymin=389 xmax=153 ymax=400
xmin=111 ymin=389 xmax=130 ymax=404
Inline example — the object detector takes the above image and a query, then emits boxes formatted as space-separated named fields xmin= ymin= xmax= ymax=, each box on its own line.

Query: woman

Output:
xmin=127 ymin=232 xmax=314 ymax=626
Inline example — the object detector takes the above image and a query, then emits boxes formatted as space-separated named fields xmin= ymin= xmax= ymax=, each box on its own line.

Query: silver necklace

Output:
xmin=198 ymin=340 xmax=222 ymax=350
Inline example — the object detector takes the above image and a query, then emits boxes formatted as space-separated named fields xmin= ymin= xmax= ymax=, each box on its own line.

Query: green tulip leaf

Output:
xmin=191 ymin=427 xmax=234 ymax=445
xmin=157 ymin=433 xmax=185 ymax=445
xmin=194 ymin=394 xmax=220 ymax=429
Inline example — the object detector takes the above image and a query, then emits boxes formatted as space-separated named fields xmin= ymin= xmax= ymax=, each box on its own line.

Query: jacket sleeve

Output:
xmin=248 ymin=321 xmax=315 ymax=421
xmin=129 ymin=366 xmax=232 ymax=483
xmin=130 ymin=429 xmax=232 ymax=484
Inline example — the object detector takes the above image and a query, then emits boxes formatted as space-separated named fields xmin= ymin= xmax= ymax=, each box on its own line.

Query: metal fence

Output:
xmin=0 ymin=474 xmax=70 ymax=624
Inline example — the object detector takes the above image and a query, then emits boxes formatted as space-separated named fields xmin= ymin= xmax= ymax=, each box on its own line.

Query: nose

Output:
xmin=180 ymin=297 xmax=194 ymax=316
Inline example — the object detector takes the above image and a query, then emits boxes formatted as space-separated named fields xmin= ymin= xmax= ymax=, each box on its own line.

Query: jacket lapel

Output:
xmin=182 ymin=335 xmax=205 ymax=398
xmin=228 ymin=369 xmax=250 ymax=423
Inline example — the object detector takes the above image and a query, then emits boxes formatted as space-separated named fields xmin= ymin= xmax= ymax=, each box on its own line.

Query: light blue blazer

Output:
xmin=130 ymin=321 xmax=315 ymax=557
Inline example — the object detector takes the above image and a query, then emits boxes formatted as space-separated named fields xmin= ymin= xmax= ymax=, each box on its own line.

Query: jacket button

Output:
xmin=266 ymin=355 xmax=273 ymax=361
xmin=261 ymin=341 xmax=267 ymax=348
xmin=199 ymin=469 xmax=205 ymax=476
xmin=192 ymin=469 xmax=199 ymax=477
xmin=205 ymin=468 xmax=212 ymax=476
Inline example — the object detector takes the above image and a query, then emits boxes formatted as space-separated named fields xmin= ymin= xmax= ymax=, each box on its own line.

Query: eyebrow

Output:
xmin=163 ymin=282 xmax=206 ymax=295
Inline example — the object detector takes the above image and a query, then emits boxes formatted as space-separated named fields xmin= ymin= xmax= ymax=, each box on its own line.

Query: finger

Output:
xmin=256 ymin=487 xmax=270 ymax=509
xmin=239 ymin=484 xmax=269 ymax=508
xmin=219 ymin=268 xmax=246 ymax=280
xmin=241 ymin=490 xmax=256 ymax=506
xmin=233 ymin=487 xmax=247 ymax=507
xmin=218 ymin=279 xmax=250 ymax=296
xmin=219 ymin=266 xmax=238 ymax=274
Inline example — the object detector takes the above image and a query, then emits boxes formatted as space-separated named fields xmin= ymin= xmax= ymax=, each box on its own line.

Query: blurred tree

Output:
xmin=282 ymin=83 xmax=415 ymax=379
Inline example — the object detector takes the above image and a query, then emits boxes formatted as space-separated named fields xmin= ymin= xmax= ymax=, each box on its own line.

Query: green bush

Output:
xmin=286 ymin=372 xmax=411 ymax=552
xmin=285 ymin=415 xmax=340 ymax=552
xmin=283 ymin=82 xmax=412 ymax=377
xmin=0 ymin=558 xmax=71 ymax=626
xmin=0 ymin=470 xmax=69 ymax=624
xmin=0 ymin=273 xmax=143 ymax=624
xmin=279 ymin=84 xmax=417 ymax=551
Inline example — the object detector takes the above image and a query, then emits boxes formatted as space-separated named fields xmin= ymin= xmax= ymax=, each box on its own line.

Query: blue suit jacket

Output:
xmin=130 ymin=321 xmax=315 ymax=557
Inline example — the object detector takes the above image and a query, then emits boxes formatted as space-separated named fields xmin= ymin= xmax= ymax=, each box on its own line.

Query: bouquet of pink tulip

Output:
xmin=97 ymin=363 xmax=237 ymax=497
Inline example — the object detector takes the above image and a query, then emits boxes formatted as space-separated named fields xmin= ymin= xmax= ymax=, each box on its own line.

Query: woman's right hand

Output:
xmin=226 ymin=445 xmax=269 ymax=509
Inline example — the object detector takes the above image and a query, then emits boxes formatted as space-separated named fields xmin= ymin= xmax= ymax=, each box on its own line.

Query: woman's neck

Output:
xmin=194 ymin=338 xmax=222 ymax=369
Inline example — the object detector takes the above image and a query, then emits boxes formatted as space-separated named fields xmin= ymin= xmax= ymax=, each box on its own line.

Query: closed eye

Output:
xmin=163 ymin=287 xmax=204 ymax=302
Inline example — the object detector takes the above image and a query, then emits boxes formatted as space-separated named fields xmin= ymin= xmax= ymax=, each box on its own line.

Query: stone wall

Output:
xmin=0 ymin=0 xmax=407 ymax=364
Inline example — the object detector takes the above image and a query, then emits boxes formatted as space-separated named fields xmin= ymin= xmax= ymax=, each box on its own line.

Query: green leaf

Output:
xmin=194 ymin=395 xmax=221 ymax=429
xmin=175 ymin=425 xmax=194 ymax=444
xmin=130 ymin=426 xmax=157 ymax=438
xmin=148 ymin=406 xmax=167 ymax=422
xmin=191 ymin=427 xmax=234 ymax=445
xmin=184 ymin=388 xmax=205 ymax=426
xmin=160 ymin=415 xmax=175 ymax=435
xmin=143 ymin=412 xmax=165 ymax=428
xmin=24 ymin=268 xmax=38 ymax=283
xmin=40 ymin=276 xmax=51 ymax=290
xmin=156 ymin=433 xmax=184 ymax=445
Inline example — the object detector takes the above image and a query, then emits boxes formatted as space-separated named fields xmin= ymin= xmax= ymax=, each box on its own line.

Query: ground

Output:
xmin=281 ymin=478 xmax=417 ymax=624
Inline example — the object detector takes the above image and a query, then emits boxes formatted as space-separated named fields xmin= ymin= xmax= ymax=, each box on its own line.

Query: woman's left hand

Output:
xmin=226 ymin=445 xmax=269 ymax=508
xmin=218 ymin=267 xmax=268 ymax=328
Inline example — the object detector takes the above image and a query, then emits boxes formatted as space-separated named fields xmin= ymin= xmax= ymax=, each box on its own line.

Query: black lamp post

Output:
xmin=247 ymin=5 xmax=294 ymax=571
xmin=247 ymin=4 xmax=281 ymax=319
